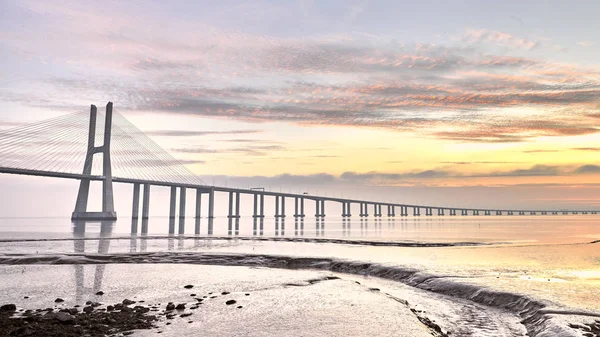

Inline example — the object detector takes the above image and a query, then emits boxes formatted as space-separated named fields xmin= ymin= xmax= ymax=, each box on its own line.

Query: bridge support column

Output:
xmin=275 ymin=195 xmax=286 ymax=218
xmin=194 ymin=189 xmax=201 ymax=234
xmin=141 ymin=184 xmax=150 ymax=234
xmin=130 ymin=183 xmax=140 ymax=234
xmin=450 ymin=209 xmax=456 ymax=216
xmin=208 ymin=188 xmax=215 ymax=219
xmin=178 ymin=187 xmax=186 ymax=234
xmin=413 ymin=207 xmax=420 ymax=216
xmin=252 ymin=193 xmax=258 ymax=218
xmin=260 ymin=194 xmax=265 ymax=218
xmin=295 ymin=197 xmax=306 ymax=218
xmin=508 ymin=211 xmax=513 ymax=215
xmin=461 ymin=210 xmax=468 ymax=216
xmin=236 ymin=192 xmax=241 ymax=218
xmin=169 ymin=186 xmax=177 ymax=234
xmin=473 ymin=210 xmax=479 ymax=216
xmin=496 ymin=210 xmax=502 ymax=215
xmin=484 ymin=210 xmax=491 ymax=216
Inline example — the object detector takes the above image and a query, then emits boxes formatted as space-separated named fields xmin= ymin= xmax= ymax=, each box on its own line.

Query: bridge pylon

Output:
xmin=71 ymin=102 xmax=117 ymax=221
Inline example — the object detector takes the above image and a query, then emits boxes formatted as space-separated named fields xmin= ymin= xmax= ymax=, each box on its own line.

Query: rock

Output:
xmin=184 ymin=285 xmax=194 ymax=289
xmin=67 ymin=308 xmax=78 ymax=315
xmin=95 ymin=291 xmax=104 ymax=296
xmin=180 ymin=313 xmax=192 ymax=318
xmin=0 ymin=304 xmax=16 ymax=311
xmin=190 ymin=294 xmax=196 ymax=297
xmin=237 ymin=306 xmax=243 ymax=309
xmin=368 ymin=288 xmax=380 ymax=291
xmin=245 ymin=293 xmax=250 ymax=296
xmin=83 ymin=306 xmax=93 ymax=313
xmin=54 ymin=298 xmax=64 ymax=303
xmin=54 ymin=312 xmax=75 ymax=324
xmin=225 ymin=300 xmax=236 ymax=305
xmin=23 ymin=296 xmax=29 ymax=299
xmin=85 ymin=301 xmax=92 ymax=305
xmin=175 ymin=304 xmax=186 ymax=310
xmin=166 ymin=303 xmax=175 ymax=311
xmin=122 ymin=299 xmax=136 ymax=305
xmin=221 ymin=291 xmax=230 ymax=295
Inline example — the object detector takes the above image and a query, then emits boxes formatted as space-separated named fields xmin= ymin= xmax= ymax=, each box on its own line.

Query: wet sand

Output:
xmin=0 ymin=264 xmax=441 ymax=337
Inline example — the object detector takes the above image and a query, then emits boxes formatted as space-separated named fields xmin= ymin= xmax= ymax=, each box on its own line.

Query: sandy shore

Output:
xmin=0 ymin=264 xmax=442 ymax=337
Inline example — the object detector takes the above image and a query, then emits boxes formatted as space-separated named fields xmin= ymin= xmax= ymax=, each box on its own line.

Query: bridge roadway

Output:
xmin=2 ymin=166 xmax=597 ymax=216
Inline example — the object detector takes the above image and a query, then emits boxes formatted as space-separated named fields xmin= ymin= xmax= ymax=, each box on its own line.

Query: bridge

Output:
xmin=0 ymin=102 xmax=597 ymax=235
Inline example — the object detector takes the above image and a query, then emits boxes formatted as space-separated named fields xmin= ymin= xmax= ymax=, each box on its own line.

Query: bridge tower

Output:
xmin=71 ymin=102 xmax=117 ymax=221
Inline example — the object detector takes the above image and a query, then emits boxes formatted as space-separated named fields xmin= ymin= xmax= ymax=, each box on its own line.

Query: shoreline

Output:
xmin=1 ymin=252 xmax=600 ymax=336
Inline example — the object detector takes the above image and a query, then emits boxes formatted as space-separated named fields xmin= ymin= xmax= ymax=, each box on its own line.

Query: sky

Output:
xmin=1 ymin=0 xmax=600 ymax=213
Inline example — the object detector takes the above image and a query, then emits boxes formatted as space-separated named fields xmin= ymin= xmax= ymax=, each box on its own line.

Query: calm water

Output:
xmin=1 ymin=215 xmax=599 ymax=336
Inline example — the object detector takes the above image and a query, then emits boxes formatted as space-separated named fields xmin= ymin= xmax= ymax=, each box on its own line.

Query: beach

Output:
xmin=0 ymin=216 xmax=599 ymax=336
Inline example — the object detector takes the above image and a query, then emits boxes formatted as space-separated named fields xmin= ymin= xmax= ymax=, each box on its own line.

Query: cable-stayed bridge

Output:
xmin=0 ymin=102 xmax=597 ymax=234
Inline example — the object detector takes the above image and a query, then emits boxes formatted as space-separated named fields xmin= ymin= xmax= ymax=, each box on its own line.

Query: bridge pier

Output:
xmin=460 ymin=209 xmax=467 ymax=216
xmin=141 ymin=184 xmax=150 ymax=234
xmin=208 ymin=187 xmax=215 ymax=219
xmin=194 ymin=189 xmax=201 ymax=234
xmin=342 ymin=202 xmax=352 ymax=217
xmin=484 ymin=210 xmax=491 ymax=216
xmin=413 ymin=207 xmax=420 ymax=216
xmin=178 ymin=187 xmax=186 ymax=234
xmin=274 ymin=195 xmax=286 ymax=218
xmin=169 ymin=186 xmax=177 ymax=234
xmin=449 ymin=209 xmax=456 ymax=216
xmin=519 ymin=211 xmax=525 ymax=215
xmin=508 ymin=211 xmax=513 ymax=215
xmin=315 ymin=199 xmax=325 ymax=217
xmin=130 ymin=183 xmax=140 ymax=234
xmin=496 ymin=210 xmax=502 ymax=215
xmin=294 ymin=197 xmax=305 ymax=218
xmin=228 ymin=192 xmax=241 ymax=219
xmin=437 ymin=208 xmax=444 ymax=216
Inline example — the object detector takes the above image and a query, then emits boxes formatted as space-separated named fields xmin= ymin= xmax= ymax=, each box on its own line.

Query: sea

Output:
xmin=0 ymin=215 xmax=599 ymax=336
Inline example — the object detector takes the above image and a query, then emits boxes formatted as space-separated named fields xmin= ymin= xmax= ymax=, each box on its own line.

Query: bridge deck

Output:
xmin=1 ymin=166 xmax=596 ymax=214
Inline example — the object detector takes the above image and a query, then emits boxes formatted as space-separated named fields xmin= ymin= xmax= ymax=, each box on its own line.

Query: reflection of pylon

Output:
xmin=73 ymin=221 xmax=113 ymax=302
xmin=71 ymin=103 xmax=116 ymax=220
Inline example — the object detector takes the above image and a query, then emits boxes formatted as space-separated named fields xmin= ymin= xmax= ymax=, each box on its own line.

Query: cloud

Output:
xmin=462 ymin=29 xmax=540 ymax=50
xmin=522 ymin=149 xmax=561 ymax=153
xmin=3 ymin=3 xmax=600 ymax=144
xmin=488 ymin=165 xmax=561 ymax=177
xmin=573 ymin=147 xmax=600 ymax=152
xmin=577 ymin=41 xmax=593 ymax=47
xmin=145 ymin=130 xmax=262 ymax=137
xmin=574 ymin=165 xmax=600 ymax=174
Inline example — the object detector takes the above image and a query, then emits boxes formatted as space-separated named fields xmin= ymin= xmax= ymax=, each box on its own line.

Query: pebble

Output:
xmin=166 ymin=303 xmax=175 ymax=311
xmin=175 ymin=304 xmax=186 ymax=310
xmin=225 ymin=300 xmax=236 ymax=305
xmin=54 ymin=298 xmax=64 ymax=303
xmin=1 ymin=304 xmax=16 ymax=311
xmin=184 ymin=285 xmax=194 ymax=289
xmin=95 ymin=291 xmax=104 ymax=296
